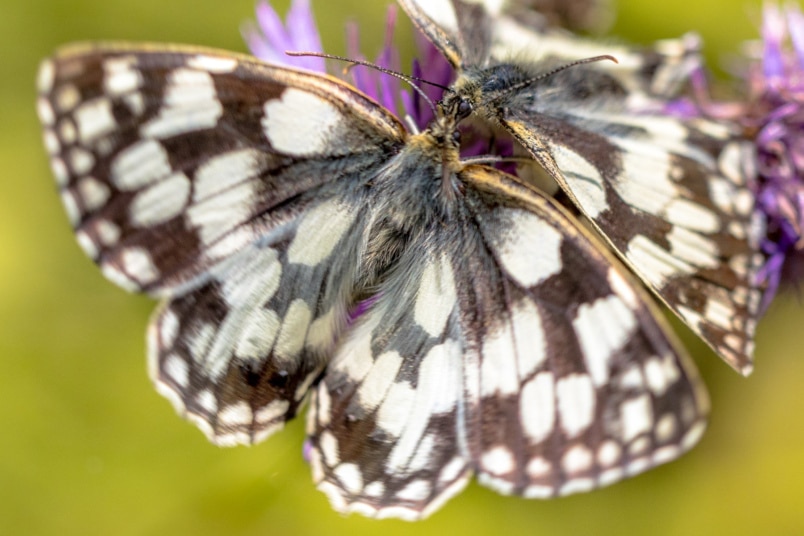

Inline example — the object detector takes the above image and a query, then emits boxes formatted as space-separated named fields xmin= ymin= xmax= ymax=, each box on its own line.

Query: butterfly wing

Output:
xmin=37 ymin=44 xmax=407 ymax=444
xmin=306 ymin=163 xmax=708 ymax=519
xmin=462 ymin=166 xmax=708 ymax=498
xmin=398 ymin=0 xmax=701 ymax=98
xmin=493 ymin=77 xmax=764 ymax=374
xmin=399 ymin=1 xmax=765 ymax=374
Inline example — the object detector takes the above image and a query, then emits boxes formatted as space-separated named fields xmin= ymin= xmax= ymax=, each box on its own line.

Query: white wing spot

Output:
xmin=496 ymin=209 xmax=563 ymax=287
xmin=218 ymin=401 xmax=252 ymax=427
xmin=597 ymin=440 xmax=622 ymax=467
xmin=51 ymin=158 xmax=69 ymax=188
xmin=626 ymin=234 xmax=693 ymax=288
xmin=274 ymin=300 xmax=312 ymax=361
xmin=733 ymin=189 xmax=754 ymax=216
xmin=520 ymin=372 xmax=555 ymax=443
xmin=112 ymin=139 xmax=171 ymax=190
xmin=69 ymin=147 xmax=95 ymax=175
xmin=75 ymin=98 xmax=116 ymax=144
xmin=562 ymin=445 xmax=593 ymax=474
xmin=681 ymin=421 xmax=707 ymax=450
xmin=187 ymin=54 xmax=238 ymax=72
xmin=656 ymin=413 xmax=678 ymax=443
xmin=159 ymin=308 xmax=180 ymax=348
xmin=526 ymin=457 xmax=552 ymax=478
xmin=667 ymin=226 xmax=719 ymax=269
xmin=357 ymin=351 xmax=403 ymax=410
xmin=704 ymin=296 xmax=735 ymax=330
xmin=386 ymin=341 xmax=461 ymax=473
xmin=613 ymin=140 xmax=674 ymax=215
xmin=319 ymin=431 xmax=340 ymax=467
xmin=129 ymin=172 xmax=191 ymax=227
xmin=42 ymin=129 xmax=60 ymax=155
xmin=55 ymin=84 xmax=80 ymax=112
xmin=414 ymin=256 xmax=456 ymax=337
xmin=481 ymin=446 xmax=515 ymax=475
xmin=397 ymin=479 xmax=432 ymax=502
xmin=559 ymin=478 xmax=595 ymax=496
xmin=287 ymin=198 xmax=356 ymax=266
xmin=376 ymin=381 xmax=416 ymax=438
xmin=60 ymin=190 xmax=80 ymax=226
xmin=187 ymin=322 xmax=215 ymax=363
xmin=628 ymin=437 xmax=651 ymax=456
xmin=163 ymin=354 xmax=189 ymax=389
xmin=439 ymin=456 xmax=466 ymax=484
xmin=58 ymin=118 xmax=77 ymax=144
xmin=556 ymin=374 xmax=595 ymax=438
xmin=77 ymin=176 xmax=110 ymax=211
xmin=103 ymin=56 xmax=142 ymax=95
xmin=76 ymin=231 xmax=98 ymax=259
xmin=94 ymin=219 xmax=119 ymax=248
xmin=37 ymin=59 xmax=55 ymax=93
xmin=196 ymin=390 xmax=217 ymax=414
xmin=574 ymin=294 xmax=637 ymax=387
xmin=552 ymin=145 xmax=608 ymax=217
xmin=255 ymin=399 xmax=290 ymax=425
xmin=121 ymin=247 xmax=159 ymax=285
xmin=363 ymin=481 xmax=385 ymax=498
xmin=333 ymin=463 xmax=364 ymax=495
xmin=37 ymin=97 xmax=55 ymax=126
xmin=193 ymin=149 xmax=262 ymax=201
xmin=665 ymin=198 xmax=721 ymax=233
xmin=262 ymin=88 xmax=344 ymax=155
xmin=141 ymin=68 xmax=223 ymax=139
xmin=621 ymin=395 xmax=653 ymax=442
xmin=235 ymin=308 xmax=281 ymax=360
xmin=100 ymin=263 xmax=138 ymax=292
xmin=124 ymin=93 xmax=145 ymax=116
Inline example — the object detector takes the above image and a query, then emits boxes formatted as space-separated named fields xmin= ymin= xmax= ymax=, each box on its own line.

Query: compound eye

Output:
xmin=457 ymin=99 xmax=472 ymax=119
xmin=452 ymin=129 xmax=462 ymax=144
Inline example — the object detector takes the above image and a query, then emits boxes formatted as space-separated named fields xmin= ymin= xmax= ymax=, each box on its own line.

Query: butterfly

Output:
xmin=398 ymin=0 xmax=766 ymax=375
xmin=37 ymin=42 xmax=708 ymax=519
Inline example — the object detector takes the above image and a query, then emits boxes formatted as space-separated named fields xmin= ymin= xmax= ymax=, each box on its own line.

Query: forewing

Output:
xmin=397 ymin=0 xmax=495 ymax=68
xmin=37 ymin=43 xmax=405 ymax=295
xmin=461 ymin=167 xmax=709 ymax=499
xmin=399 ymin=0 xmax=701 ymax=98
xmin=36 ymin=43 xmax=407 ymax=444
xmin=500 ymin=99 xmax=764 ymax=374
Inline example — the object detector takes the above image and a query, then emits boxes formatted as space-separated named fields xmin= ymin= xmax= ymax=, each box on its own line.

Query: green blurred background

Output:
xmin=3 ymin=0 xmax=803 ymax=534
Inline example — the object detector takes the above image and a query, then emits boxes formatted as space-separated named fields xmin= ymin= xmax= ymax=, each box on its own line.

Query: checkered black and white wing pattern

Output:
xmin=36 ymin=44 xmax=406 ymax=445
xmin=398 ymin=0 xmax=765 ymax=375
xmin=306 ymin=165 xmax=708 ymax=520
xmin=397 ymin=0 xmax=702 ymax=99
xmin=499 ymin=99 xmax=764 ymax=375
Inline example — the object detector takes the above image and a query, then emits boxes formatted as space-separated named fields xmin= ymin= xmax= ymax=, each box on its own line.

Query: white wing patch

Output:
xmin=262 ymin=88 xmax=345 ymax=155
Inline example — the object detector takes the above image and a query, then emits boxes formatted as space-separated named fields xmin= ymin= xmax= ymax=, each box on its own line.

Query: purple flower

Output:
xmin=243 ymin=0 xmax=453 ymax=127
xmin=243 ymin=0 xmax=326 ymax=72
xmin=752 ymin=4 xmax=804 ymax=301
xmin=667 ymin=4 xmax=804 ymax=305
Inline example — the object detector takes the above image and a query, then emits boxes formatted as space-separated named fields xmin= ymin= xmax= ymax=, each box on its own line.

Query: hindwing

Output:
xmin=307 ymin=164 xmax=708 ymax=520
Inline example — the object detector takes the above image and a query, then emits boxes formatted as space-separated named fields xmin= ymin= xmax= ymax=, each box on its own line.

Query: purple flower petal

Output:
xmin=244 ymin=0 xmax=325 ymax=72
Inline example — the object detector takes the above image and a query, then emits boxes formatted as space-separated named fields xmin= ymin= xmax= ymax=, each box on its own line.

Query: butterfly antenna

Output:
xmin=488 ymin=54 xmax=619 ymax=102
xmin=286 ymin=51 xmax=450 ymax=119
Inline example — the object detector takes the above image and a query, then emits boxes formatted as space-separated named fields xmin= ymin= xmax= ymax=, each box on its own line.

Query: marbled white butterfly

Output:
xmin=37 ymin=41 xmax=707 ymax=519
xmin=399 ymin=0 xmax=766 ymax=375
